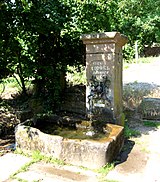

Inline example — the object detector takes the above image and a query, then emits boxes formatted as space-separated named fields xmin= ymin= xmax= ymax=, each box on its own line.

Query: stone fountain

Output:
xmin=82 ymin=32 xmax=127 ymax=125
xmin=15 ymin=32 xmax=128 ymax=169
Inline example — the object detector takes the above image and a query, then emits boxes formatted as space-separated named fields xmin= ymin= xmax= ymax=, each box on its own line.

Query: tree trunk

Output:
xmin=17 ymin=54 xmax=27 ymax=95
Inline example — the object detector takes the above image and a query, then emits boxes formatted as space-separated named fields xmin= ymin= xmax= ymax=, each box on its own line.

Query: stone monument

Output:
xmin=81 ymin=32 xmax=128 ymax=125
xmin=15 ymin=32 xmax=126 ymax=169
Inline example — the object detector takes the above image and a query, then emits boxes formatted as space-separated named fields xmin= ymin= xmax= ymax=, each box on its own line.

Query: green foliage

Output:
xmin=31 ymin=150 xmax=44 ymax=162
xmin=15 ymin=148 xmax=66 ymax=165
xmin=143 ymin=120 xmax=160 ymax=128
xmin=118 ymin=0 xmax=160 ymax=59
xmin=96 ymin=163 xmax=114 ymax=175
xmin=99 ymin=180 xmax=119 ymax=182
xmin=66 ymin=65 xmax=86 ymax=86
xmin=1 ymin=0 xmax=160 ymax=107
xmin=124 ymin=125 xmax=141 ymax=138
xmin=124 ymin=56 xmax=159 ymax=65
xmin=96 ymin=163 xmax=115 ymax=181
xmin=1 ymin=77 xmax=20 ymax=89
xmin=123 ymin=44 xmax=136 ymax=62
xmin=10 ymin=160 xmax=35 ymax=180
xmin=136 ymin=56 xmax=159 ymax=64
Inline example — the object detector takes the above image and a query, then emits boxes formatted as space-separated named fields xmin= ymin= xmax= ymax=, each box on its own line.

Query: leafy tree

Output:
xmin=117 ymin=0 xmax=160 ymax=58
xmin=0 ymin=0 xmax=159 ymax=109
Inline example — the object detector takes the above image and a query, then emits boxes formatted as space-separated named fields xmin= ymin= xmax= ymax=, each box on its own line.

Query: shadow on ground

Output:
xmin=114 ymin=139 xmax=135 ymax=166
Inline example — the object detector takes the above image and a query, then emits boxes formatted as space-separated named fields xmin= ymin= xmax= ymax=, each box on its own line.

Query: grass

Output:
xmin=96 ymin=163 xmax=114 ymax=176
xmin=0 ymin=76 xmax=21 ymax=96
xmin=0 ymin=75 xmax=33 ymax=96
xmin=99 ymin=180 xmax=119 ymax=182
xmin=141 ymin=147 xmax=150 ymax=154
xmin=11 ymin=149 xmax=66 ymax=181
xmin=10 ymin=160 xmax=36 ymax=180
xmin=11 ymin=150 xmax=44 ymax=180
xmin=95 ymin=163 xmax=116 ymax=182
xmin=124 ymin=125 xmax=141 ymax=138
xmin=3 ymin=56 xmax=158 ymax=181
xmin=15 ymin=148 xmax=66 ymax=165
xmin=13 ymin=149 xmax=116 ymax=181
xmin=143 ymin=120 xmax=160 ymax=128
xmin=123 ymin=56 xmax=159 ymax=71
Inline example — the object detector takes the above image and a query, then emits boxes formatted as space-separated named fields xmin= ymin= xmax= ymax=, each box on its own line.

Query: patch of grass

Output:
xmin=96 ymin=163 xmax=116 ymax=182
xmin=14 ymin=148 xmax=30 ymax=157
xmin=11 ymin=151 xmax=44 ymax=179
xmin=31 ymin=150 xmax=45 ymax=162
xmin=31 ymin=150 xmax=66 ymax=165
xmin=2 ymin=76 xmax=20 ymax=89
xmin=99 ymin=180 xmax=119 ymax=182
xmin=14 ymin=178 xmax=28 ymax=182
xmin=14 ymin=149 xmax=116 ymax=181
xmin=137 ymin=56 xmax=159 ymax=64
xmin=15 ymin=148 xmax=66 ymax=165
xmin=0 ymin=76 xmax=33 ymax=97
xmin=124 ymin=125 xmax=141 ymax=138
xmin=10 ymin=160 xmax=35 ymax=180
xmin=96 ymin=163 xmax=114 ymax=176
xmin=141 ymin=147 xmax=150 ymax=154
xmin=143 ymin=120 xmax=160 ymax=128
xmin=123 ymin=63 xmax=130 ymax=70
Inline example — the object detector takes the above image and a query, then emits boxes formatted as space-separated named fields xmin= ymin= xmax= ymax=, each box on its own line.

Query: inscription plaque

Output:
xmin=91 ymin=60 xmax=109 ymax=81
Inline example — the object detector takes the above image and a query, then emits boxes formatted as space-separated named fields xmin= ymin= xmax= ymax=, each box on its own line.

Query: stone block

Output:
xmin=15 ymin=122 xmax=124 ymax=169
xmin=138 ymin=98 xmax=160 ymax=120
xmin=81 ymin=32 xmax=128 ymax=125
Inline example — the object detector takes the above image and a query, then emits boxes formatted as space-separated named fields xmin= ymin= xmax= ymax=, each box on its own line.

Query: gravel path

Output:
xmin=123 ymin=58 xmax=160 ymax=85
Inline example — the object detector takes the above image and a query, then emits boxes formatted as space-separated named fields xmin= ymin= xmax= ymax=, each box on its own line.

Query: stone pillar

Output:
xmin=81 ymin=32 xmax=128 ymax=126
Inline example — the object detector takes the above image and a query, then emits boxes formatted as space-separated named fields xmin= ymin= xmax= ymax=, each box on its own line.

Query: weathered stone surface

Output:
xmin=81 ymin=32 xmax=128 ymax=126
xmin=60 ymin=86 xmax=86 ymax=114
xmin=123 ymin=82 xmax=160 ymax=110
xmin=61 ymin=93 xmax=86 ymax=114
xmin=15 ymin=125 xmax=63 ymax=159
xmin=15 ymin=123 xmax=124 ymax=169
xmin=138 ymin=98 xmax=160 ymax=120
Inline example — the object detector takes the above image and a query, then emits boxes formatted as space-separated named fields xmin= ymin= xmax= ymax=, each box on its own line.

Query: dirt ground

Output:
xmin=106 ymin=118 xmax=160 ymax=182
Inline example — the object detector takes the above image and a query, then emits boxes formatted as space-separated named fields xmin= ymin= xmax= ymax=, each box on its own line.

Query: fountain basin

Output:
xmin=15 ymin=119 xmax=124 ymax=169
